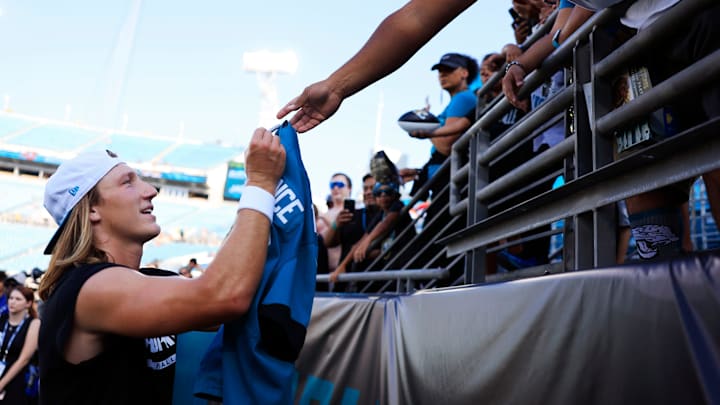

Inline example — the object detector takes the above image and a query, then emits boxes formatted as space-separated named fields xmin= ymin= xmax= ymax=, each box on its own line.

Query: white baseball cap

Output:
xmin=43 ymin=150 xmax=124 ymax=254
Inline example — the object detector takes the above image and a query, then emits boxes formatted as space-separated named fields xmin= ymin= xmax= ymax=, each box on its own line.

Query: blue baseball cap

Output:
xmin=431 ymin=53 xmax=468 ymax=71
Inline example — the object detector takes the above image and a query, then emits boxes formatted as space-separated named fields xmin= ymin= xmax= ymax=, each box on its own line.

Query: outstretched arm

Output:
xmin=277 ymin=0 xmax=476 ymax=132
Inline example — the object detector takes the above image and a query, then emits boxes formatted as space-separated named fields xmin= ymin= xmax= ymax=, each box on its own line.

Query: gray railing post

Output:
xmin=465 ymin=129 xmax=489 ymax=283
xmin=572 ymin=39 xmax=595 ymax=270
xmin=589 ymin=28 xmax=620 ymax=267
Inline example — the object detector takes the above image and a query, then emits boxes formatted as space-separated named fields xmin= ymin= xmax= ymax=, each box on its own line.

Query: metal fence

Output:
xmin=322 ymin=0 xmax=720 ymax=293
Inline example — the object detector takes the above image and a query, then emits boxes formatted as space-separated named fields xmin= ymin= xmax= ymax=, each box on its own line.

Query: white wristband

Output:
xmin=237 ymin=185 xmax=275 ymax=223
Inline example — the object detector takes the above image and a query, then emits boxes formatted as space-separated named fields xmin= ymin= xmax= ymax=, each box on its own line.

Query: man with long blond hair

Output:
xmin=37 ymin=128 xmax=285 ymax=404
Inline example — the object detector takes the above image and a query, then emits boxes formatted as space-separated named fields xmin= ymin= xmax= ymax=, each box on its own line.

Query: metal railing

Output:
xmin=317 ymin=0 xmax=720 ymax=293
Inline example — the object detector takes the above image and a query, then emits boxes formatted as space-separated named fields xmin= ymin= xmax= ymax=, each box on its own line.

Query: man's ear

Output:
xmin=89 ymin=206 xmax=101 ymax=223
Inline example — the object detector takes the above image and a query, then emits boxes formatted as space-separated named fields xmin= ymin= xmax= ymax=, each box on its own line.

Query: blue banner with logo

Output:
xmin=223 ymin=161 xmax=246 ymax=201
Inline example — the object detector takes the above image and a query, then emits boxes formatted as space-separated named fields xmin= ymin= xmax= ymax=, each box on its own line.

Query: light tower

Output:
xmin=242 ymin=50 xmax=298 ymax=128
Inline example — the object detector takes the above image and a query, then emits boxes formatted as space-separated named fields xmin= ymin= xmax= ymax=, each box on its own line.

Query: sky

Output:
xmin=0 ymin=0 xmax=514 ymax=206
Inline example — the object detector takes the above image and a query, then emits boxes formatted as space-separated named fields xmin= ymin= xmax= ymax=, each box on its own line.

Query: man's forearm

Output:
xmin=203 ymin=208 xmax=272 ymax=311
xmin=366 ymin=212 xmax=400 ymax=246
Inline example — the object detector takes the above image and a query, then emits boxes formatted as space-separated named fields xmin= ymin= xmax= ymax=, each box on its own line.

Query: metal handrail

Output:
xmin=317 ymin=268 xmax=448 ymax=283
xmin=594 ymin=0 xmax=717 ymax=79
xmin=595 ymin=49 xmax=720 ymax=137
xmin=476 ymin=135 xmax=575 ymax=203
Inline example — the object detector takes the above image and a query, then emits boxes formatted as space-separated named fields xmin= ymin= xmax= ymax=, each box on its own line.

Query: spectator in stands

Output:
xmin=0 ymin=278 xmax=19 ymax=318
xmin=480 ymin=53 xmax=505 ymax=94
xmin=503 ymin=0 xmax=720 ymax=260
xmin=329 ymin=181 xmax=414 ymax=284
xmin=510 ymin=0 xmax=541 ymax=44
xmin=24 ymin=268 xmax=44 ymax=291
xmin=37 ymin=127 xmax=285 ymax=402
xmin=179 ymin=267 xmax=193 ymax=278
xmin=324 ymin=174 xmax=379 ymax=291
xmin=321 ymin=173 xmax=353 ymax=272
xmin=399 ymin=53 xmax=478 ymax=226
xmin=0 ymin=286 xmax=40 ymax=404
xmin=502 ymin=0 xmax=587 ymax=112
xmin=180 ymin=258 xmax=203 ymax=278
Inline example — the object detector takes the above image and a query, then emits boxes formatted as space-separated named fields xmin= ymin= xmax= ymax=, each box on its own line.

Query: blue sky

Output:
xmin=0 ymin=0 xmax=514 ymax=205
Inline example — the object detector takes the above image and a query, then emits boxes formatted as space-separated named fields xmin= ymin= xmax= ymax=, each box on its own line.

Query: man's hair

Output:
xmin=39 ymin=187 xmax=108 ymax=301
xmin=331 ymin=172 xmax=352 ymax=189
xmin=190 ymin=258 xmax=197 ymax=265
xmin=0 ymin=271 xmax=6 ymax=283
xmin=362 ymin=173 xmax=374 ymax=183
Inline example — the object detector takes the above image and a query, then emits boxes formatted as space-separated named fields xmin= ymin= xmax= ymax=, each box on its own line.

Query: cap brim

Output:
xmin=431 ymin=62 xmax=462 ymax=70
xmin=44 ymin=216 xmax=69 ymax=255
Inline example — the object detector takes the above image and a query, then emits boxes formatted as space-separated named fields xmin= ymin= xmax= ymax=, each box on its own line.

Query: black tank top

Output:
xmin=38 ymin=263 xmax=174 ymax=404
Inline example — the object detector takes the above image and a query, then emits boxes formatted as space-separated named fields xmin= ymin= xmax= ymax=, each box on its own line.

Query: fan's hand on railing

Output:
xmin=353 ymin=238 xmax=372 ymax=262
xmin=501 ymin=44 xmax=523 ymax=64
xmin=502 ymin=63 xmax=530 ymax=112
xmin=329 ymin=265 xmax=345 ymax=283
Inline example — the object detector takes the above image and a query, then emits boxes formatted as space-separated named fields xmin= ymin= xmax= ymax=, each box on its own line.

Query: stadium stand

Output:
xmin=0 ymin=115 xmax=35 ymax=138
xmin=8 ymin=125 xmax=101 ymax=153
xmin=161 ymin=143 xmax=243 ymax=170
xmin=0 ymin=175 xmax=45 ymax=213
xmin=104 ymin=133 xmax=175 ymax=163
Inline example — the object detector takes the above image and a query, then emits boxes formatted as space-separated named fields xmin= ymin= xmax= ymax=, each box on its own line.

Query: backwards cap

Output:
xmin=43 ymin=150 xmax=124 ymax=254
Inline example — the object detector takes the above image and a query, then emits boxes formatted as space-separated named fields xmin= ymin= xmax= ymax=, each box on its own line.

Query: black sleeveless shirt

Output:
xmin=39 ymin=263 xmax=177 ymax=404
